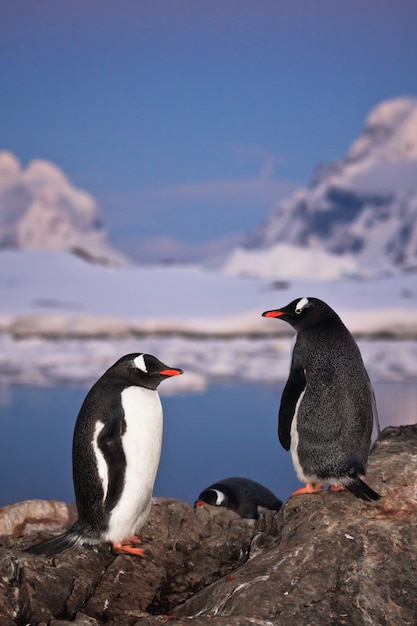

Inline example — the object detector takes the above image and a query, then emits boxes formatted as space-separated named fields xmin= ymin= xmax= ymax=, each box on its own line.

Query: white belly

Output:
xmin=290 ymin=389 xmax=308 ymax=483
xmin=103 ymin=386 xmax=163 ymax=542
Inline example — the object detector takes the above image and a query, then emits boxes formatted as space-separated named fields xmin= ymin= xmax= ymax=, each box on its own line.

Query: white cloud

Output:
xmin=101 ymin=176 xmax=298 ymax=226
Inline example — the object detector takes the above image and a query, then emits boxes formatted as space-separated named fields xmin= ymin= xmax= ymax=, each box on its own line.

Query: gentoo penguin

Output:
xmin=262 ymin=297 xmax=381 ymax=502
xmin=195 ymin=477 xmax=283 ymax=518
xmin=27 ymin=353 xmax=183 ymax=556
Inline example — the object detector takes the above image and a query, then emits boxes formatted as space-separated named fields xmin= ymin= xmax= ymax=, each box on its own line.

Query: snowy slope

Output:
xmin=0 ymin=250 xmax=416 ymax=389
xmin=1 ymin=249 xmax=417 ymax=334
xmin=0 ymin=151 xmax=125 ymax=267
xmin=224 ymin=97 xmax=417 ymax=279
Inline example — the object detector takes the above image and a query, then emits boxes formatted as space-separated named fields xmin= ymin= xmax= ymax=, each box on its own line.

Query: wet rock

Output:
xmin=0 ymin=500 xmax=77 ymax=542
xmin=0 ymin=425 xmax=416 ymax=625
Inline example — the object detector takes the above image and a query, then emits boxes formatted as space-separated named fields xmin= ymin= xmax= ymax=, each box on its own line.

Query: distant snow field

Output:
xmin=0 ymin=250 xmax=416 ymax=390
xmin=0 ymin=334 xmax=416 ymax=392
xmin=1 ymin=97 xmax=417 ymax=390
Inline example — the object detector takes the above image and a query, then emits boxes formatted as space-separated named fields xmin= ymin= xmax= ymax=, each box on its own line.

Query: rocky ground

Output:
xmin=1 ymin=424 xmax=416 ymax=626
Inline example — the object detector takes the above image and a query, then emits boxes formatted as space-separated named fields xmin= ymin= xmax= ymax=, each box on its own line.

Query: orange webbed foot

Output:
xmin=290 ymin=482 xmax=323 ymax=498
xmin=112 ymin=535 xmax=147 ymax=557
xmin=328 ymin=485 xmax=346 ymax=493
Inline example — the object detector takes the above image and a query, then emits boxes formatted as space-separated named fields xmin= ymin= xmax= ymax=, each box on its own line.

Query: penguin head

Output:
xmin=108 ymin=353 xmax=183 ymax=390
xmin=195 ymin=488 xmax=229 ymax=509
xmin=195 ymin=484 xmax=239 ymax=513
xmin=262 ymin=297 xmax=337 ymax=331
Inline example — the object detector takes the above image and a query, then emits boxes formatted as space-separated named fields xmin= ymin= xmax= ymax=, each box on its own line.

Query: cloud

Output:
xmin=101 ymin=176 xmax=297 ymax=226
xmin=229 ymin=144 xmax=286 ymax=179
xmin=140 ymin=177 xmax=294 ymax=206
xmin=124 ymin=233 xmax=242 ymax=265
xmin=98 ymin=140 xmax=298 ymax=247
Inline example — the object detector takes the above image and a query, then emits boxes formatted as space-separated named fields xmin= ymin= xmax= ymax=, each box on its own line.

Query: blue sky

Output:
xmin=1 ymin=0 xmax=416 ymax=260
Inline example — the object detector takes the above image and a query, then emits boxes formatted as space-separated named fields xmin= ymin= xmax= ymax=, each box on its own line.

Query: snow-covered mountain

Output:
xmin=223 ymin=97 xmax=417 ymax=279
xmin=0 ymin=151 xmax=126 ymax=266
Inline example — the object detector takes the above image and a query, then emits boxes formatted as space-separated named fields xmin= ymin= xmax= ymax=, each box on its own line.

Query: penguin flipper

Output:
xmin=344 ymin=478 xmax=381 ymax=502
xmin=25 ymin=529 xmax=82 ymax=556
xmin=278 ymin=352 xmax=306 ymax=450
xmin=95 ymin=414 xmax=126 ymax=514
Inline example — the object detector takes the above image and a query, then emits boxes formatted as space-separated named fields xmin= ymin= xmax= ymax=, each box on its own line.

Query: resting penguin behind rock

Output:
xmin=195 ymin=477 xmax=283 ymax=518
xmin=27 ymin=353 xmax=183 ymax=556
xmin=262 ymin=297 xmax=381 ymax=502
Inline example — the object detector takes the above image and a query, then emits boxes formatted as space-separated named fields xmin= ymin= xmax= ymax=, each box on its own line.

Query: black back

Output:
xmin=196 ymin=477 xmax=283 ymax=519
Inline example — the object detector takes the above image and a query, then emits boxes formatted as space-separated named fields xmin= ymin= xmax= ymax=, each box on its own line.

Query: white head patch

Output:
xmin=211 ymin=489 xmax=226 ymax=505
xmin=133 ymin=354 xmax=147 ymax=373
xmin=295 ymin=297 xmax=309 ymax=314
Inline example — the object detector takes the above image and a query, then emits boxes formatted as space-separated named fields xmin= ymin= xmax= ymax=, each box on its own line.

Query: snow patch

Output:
xmin=222 ymin=244 xmax=358 ymax=280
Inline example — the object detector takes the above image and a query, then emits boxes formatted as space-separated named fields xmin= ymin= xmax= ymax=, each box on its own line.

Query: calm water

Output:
xmin=0 ymin=382 xmax=416 ymax=508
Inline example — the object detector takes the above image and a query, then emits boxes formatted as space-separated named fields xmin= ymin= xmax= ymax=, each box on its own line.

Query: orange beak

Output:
xmin=262 ymin=310 xmax=284 ymax=318
xmin=159 ymin=368 xmax=183 ymax=377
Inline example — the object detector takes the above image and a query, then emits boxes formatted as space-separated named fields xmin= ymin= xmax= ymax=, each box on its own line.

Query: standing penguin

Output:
xmin=262 ymin=297 xmax=380 ymax=502
xmin=195 ymin=476 xmax=283 ymax=518
xmin=27 ymin=353 xmax=183 ymax=556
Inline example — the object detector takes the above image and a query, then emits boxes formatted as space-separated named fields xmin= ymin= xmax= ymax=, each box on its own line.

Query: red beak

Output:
xmin=262 ymin=310 xmax=284 ymax=318
xmin=159 ymin=368 xmax=183 ymax=377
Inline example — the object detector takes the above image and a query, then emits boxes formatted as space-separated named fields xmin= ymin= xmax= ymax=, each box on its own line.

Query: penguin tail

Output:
xmin=25 ymin=529 xmax=82 ymax=556
xmin=344 ymin=478 xmax=381 ymax=502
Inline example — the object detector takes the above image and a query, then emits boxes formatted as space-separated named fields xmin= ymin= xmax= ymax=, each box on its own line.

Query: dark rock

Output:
xmin=0 ymin=425 xmax=416 ymax=625
xmin=169 ymin=425 xmax=417 ymax=625
xmin=0 ymin=500 xmax=256 ymax=625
